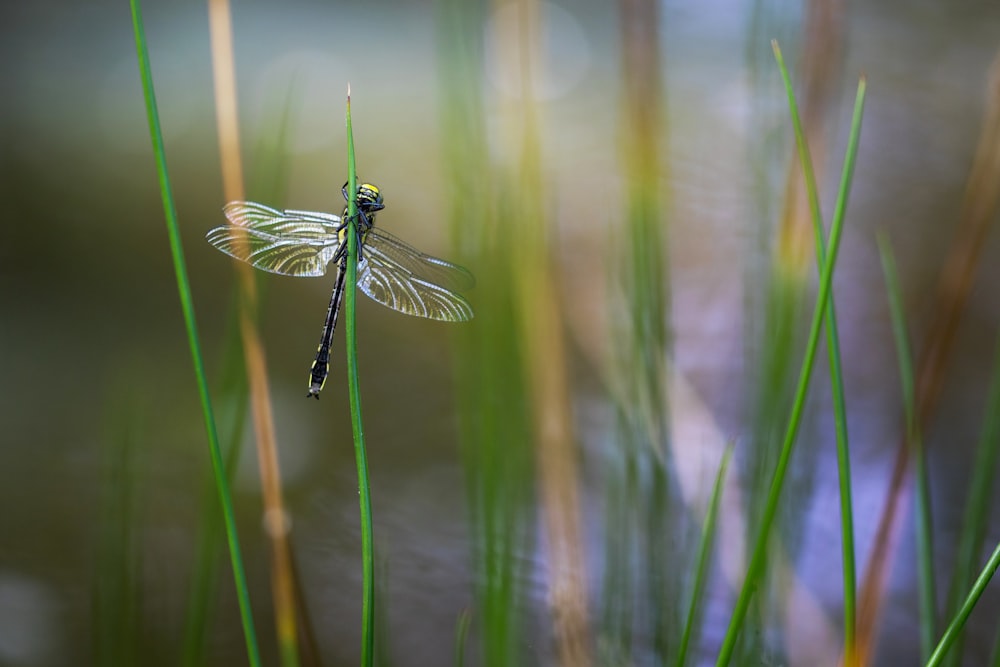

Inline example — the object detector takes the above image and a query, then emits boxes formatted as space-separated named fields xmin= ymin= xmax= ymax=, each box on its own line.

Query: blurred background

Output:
xmin=2 ymin=0 xmax=1000 ymax=665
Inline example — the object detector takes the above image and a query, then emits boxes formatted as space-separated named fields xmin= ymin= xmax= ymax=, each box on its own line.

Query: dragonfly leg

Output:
xmin=331 ymin=212 xmax=367 ymax=264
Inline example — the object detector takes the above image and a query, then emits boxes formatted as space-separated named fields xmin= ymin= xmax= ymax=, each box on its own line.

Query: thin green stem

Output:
xmin=454 ymin=609 xmax=472 ymax=667
xmin=675 ymin=445 xmax=733 ymax=667
xmin=771 ymin=39 xmax=857 ymax=654
xmin=878 ymin=234 xmax=937 ymax=661
xmin=925 ymin=540 xmax=1000 ymax=667
xmin=715 ymin=74 xmax=866 ymax=667
xmin=943 ymin=333 xmax=1000 ymax=667
xmin=128 ymin=1 xmax=260 ymax=664
xmin=345 ymin=88 xmax=376 ymax=667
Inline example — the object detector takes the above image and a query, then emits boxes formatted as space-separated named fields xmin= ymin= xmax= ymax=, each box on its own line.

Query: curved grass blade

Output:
xmin=878 ymin=234 xmax=937 ymax=661
xmin=925 ymin=541 xmax=1000 ymax=667
xmin=128 ymin=1 xmax=260 ymax=664
xmin=772 ymin=39 xmax=858 ymax=659
xmin=942 ymin=333 xmax=1000 ymax=666
xmin=345 ymin=86 xmax=376 ymax=667
xmin=454 ymin=609 xmax=472 ymax=667
xmin=714 ymin=74 xmax=867 ymax=667
xmin=674 ymin=445 xmax=733 ymax=667
xmin=205 ymin=0 xmax=303 ymax=661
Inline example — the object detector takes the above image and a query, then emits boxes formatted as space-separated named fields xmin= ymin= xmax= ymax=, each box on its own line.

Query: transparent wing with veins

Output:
xmin=207 ymin=201 xmax=474 ymax=321
xmin=360 ymin=228 xmax=474 ymax=322
xmin=206 ymin=201 xmax=344 ymax=277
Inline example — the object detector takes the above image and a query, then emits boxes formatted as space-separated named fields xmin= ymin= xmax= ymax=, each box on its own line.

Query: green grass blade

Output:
xmin=345 ymin=87 xmax=376 ymax=667
xmin=181 ymin=364 xmax=248 ymax=666
xmin=182 ymin=278 xmax=254 ymax=666
xmin=94 ymin=393 xmax=143 ymax=666
xmin=771 ymin=39 xmax=857 ymax=654
xmin=128 ymin=1 xmax=260 ymax=664
xmin=925 ymin=540 xmax=1000 ymax=667
xmin=714 ymin=74 xmax=866 ymax=667
xmin=374 ymin=551 xmax=392 ymax=667
xmin=878 ymin=234 xmax=937 ymax=661
xmin=182 ymin=85 xmax=305 ymax=667
xmin=613 ymin=2 xmax=678 ymax=662
xmin=771 ymin=40 xmax=857 ymax=656
xmin=942 ymin=332 xmax=1000 ymax=667
xmin=454 ymin=609 xmax=472 ymax=667
xmin=435 ymin=3 xmax=535 ymax=665
xmin=600 ymin=406 xmax=639 ymax=663
xmin=674 ymin=445 xmax=733 ymax=667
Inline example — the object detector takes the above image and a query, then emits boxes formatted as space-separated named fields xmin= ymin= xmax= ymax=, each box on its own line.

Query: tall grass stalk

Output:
xmin=715 ymin=74 xmax=866 ymax=666
xmin=741 ymin=36 xmax=816 ymax=659
xmin=205 ymin=1 xmax=303 ymax=662
xmin=674 ymin=446 xmax=733 ymax=667
xmin=857 ymin=52 xmax=1000 ymax=663
xmin=600 ymin=408 xmax=640 ymax=664
xmin=453 ymin=609 xmax=472 ymax=667
xmin=128 ymin=0 xmax=260 ymax=663
xmin=926 ymin=540 xmax=1000 ymax=667
xmin=878 ymin=235 xmax=937 ymax=661
xmin=506 ymin=117 xmax=591 ymax=666
xmin=436 ymin=0 xmax=534 ymax=662
xmin=609 ymin=0 xmax=680 ymax=662
xmin=94 ymin=391 xmax=143 ymax=666
xmin=181 ymin=333 xmax=248 ymax=666
xmin=496 ymin=2 xmax=592 ymax=660
xmin=741 ymin=37 xmax=804 ymax=598
xmin=771 ymin=40 xmax=857 ymax=657
xmin=182 ymin=84 xmax=300 ymax=667
xmin=344 ymin=88 xmax=376 ymax=667
xmin=942 ymin=332 xmax=1000 ymax=667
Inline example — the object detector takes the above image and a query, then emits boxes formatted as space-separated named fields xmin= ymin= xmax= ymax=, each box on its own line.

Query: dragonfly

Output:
xmin=206 ymin=182 xmax=474 ymax=399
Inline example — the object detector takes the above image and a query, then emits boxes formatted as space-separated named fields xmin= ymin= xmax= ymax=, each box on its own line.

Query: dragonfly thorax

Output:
xmin=339 ymin=182 xmax=385 ymax=236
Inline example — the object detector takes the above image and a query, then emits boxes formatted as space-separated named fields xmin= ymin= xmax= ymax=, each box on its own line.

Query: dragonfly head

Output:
xmin=341 ymin=181 xmax=385 ymax=215
xmin=357 ymin=183 xmax=385 ymax=213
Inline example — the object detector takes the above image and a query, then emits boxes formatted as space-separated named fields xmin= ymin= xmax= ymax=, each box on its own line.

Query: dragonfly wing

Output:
xmin=206 ymin=202 xmax=342 ymax=277
xmin=357 ymin=254 xmax=474 ymax=322
xmin=366 ymin=229 xmax=475 ymax=292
